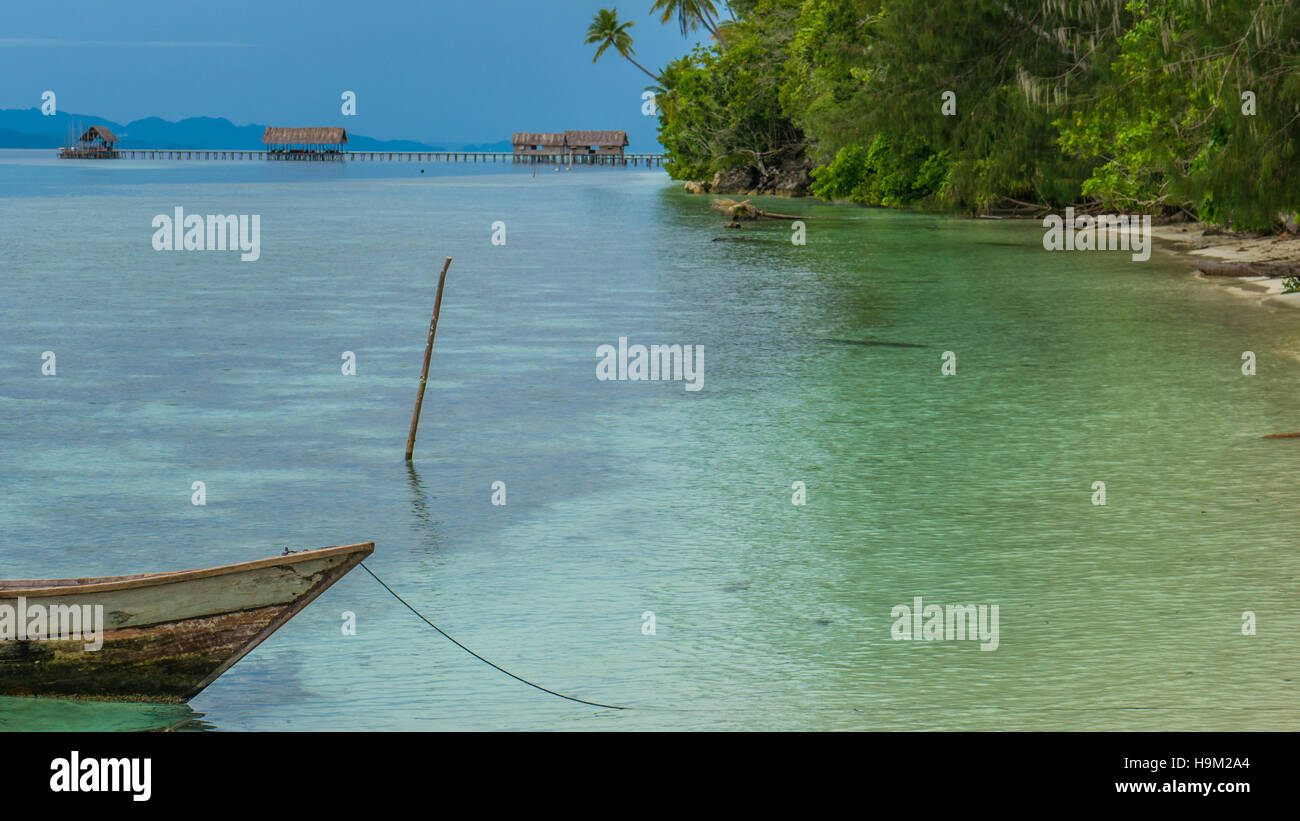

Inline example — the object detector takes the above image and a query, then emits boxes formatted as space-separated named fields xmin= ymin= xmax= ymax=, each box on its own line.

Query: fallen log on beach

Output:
xmin=1193 ymin=259 xmax=1300 ymax=277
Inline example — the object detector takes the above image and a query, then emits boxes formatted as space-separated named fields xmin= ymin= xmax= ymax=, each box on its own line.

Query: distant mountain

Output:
xmin=0 ymin=109 xmax=467 ymax=151
xmin=0 ymin=108 xmax=122 ymax=147
xmin=459 ymin=140 xmax=513 ymax=152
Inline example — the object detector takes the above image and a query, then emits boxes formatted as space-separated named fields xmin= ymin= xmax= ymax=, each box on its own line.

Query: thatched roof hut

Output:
xmin=512 ymin=132 xmax=565 ymax=147
xmin=565 ymin=130 xmax=628 ymax=154
xmin=511 ymin=132 xmax=566 ymax=154
xmin=78 ymin=125 xmax=118 ymax=147
xmin=262 ymin=127 xmax=347 ymax=149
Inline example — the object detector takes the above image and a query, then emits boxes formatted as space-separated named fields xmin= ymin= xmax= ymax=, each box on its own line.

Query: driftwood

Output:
xmin=711 ymin=199 xmax=761 ymax=220
xmin=983 ymin=197 xmax=1052 ymax=218
xmin=1193 ymin=259 xmax=1300 ymax=277
xmin=1262 ymin=432 xmax=1300 ymax=439
xmin=709 ymin=198 xmax=837 ymax=221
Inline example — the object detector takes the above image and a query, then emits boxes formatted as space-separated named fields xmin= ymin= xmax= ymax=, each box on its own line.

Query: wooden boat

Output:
xmin=0 ymin=542 xmax=373 ymax=703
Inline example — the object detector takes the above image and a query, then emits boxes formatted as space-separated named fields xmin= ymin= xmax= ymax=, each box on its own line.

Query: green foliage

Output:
xmin=650 ymin=0 xmax=725 ymax=38
xmin=585 ymin=8 xmax=660 ymax=81
xmin=809 ymin=137 xmax=948 ymax=207
xmin=776 ymin=1 xmax=1094 ymax=210
xmin=1051 ymin=0 xmax=1300 ymax=230
xmin=618 ymin=0 xmax=1299 ymax=230
xmin=655 ymin=2 xmax=804 ymax=182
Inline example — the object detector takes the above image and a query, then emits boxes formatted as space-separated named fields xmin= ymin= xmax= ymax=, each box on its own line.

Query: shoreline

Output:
xmin=691 ymin=186 xmax=1300 ymax=302
xmin=1146 ymin=222 xmax=1300 ymax=310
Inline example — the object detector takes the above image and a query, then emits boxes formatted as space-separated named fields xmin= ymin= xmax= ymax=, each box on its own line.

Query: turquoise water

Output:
xmin=1 ymin=149 xmax=1297 ymax=730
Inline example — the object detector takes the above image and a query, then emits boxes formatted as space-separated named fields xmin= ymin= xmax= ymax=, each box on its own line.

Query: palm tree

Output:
xmin=650 ymin=0 xmax=726 ymax=40
xmin=585 ymin=8 xmax=660 ymax=81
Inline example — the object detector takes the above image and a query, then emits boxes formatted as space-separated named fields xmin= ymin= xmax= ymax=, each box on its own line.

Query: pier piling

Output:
xmin=80 ymin=150 xmax=663 ymax=167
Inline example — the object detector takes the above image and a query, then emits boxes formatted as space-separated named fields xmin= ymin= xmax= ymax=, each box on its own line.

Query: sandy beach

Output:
xmin=1150 ymin=222 xmax=1300 ymax=309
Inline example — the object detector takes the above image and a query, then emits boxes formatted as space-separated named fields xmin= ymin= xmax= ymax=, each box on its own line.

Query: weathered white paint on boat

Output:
xmin=0 ymin=542 xmax=374 ymax=702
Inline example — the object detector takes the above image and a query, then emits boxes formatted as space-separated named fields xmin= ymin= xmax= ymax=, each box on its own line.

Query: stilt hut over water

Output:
xmin=511 ymin=133 xmax=567 ymax=157
xmin=58 ymin=125 xmax=119 ymax=159
xmin=564 ymin=130 xmax=628 ymax=157
xmin=262 ymin=127 xmax=348 ymax=159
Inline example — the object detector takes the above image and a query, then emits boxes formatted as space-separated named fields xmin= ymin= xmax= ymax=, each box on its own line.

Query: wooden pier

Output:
xmin=99 ymin=149 xmax=666 ymax=167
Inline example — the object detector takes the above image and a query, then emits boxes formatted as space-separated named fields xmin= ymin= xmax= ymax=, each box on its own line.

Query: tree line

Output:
xmin=587 ymin=1 xmax=1300 ymax=232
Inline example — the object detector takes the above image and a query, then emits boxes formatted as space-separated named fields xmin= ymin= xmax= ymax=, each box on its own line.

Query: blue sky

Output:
xmin=0 ymin=0 xmax=706 ymax=148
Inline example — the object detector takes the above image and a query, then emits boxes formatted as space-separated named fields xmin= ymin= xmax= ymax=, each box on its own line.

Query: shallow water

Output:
xmin=1 ymin=150 xmax=1297 ymax=730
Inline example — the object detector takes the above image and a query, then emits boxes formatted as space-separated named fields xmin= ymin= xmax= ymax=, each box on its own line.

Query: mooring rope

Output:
xmin=358 ymin=562 xmax=628 ymax=711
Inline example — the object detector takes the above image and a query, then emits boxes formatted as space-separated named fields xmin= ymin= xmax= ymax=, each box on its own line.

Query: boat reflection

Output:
xmin=0 ymin=696 xmax=215 ymax=732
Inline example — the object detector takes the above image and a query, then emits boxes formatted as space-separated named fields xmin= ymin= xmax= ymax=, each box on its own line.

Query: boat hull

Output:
xmin=0 ymin=543 xmax=373 ymax=703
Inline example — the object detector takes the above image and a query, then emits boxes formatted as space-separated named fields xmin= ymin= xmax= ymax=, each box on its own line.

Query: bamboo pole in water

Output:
xmin=405 ymin=256 xmax=453 ymax=461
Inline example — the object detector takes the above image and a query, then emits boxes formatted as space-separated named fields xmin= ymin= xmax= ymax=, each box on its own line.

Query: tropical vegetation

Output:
xmin=586 ymin=0 xmax=1300 ymax=231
